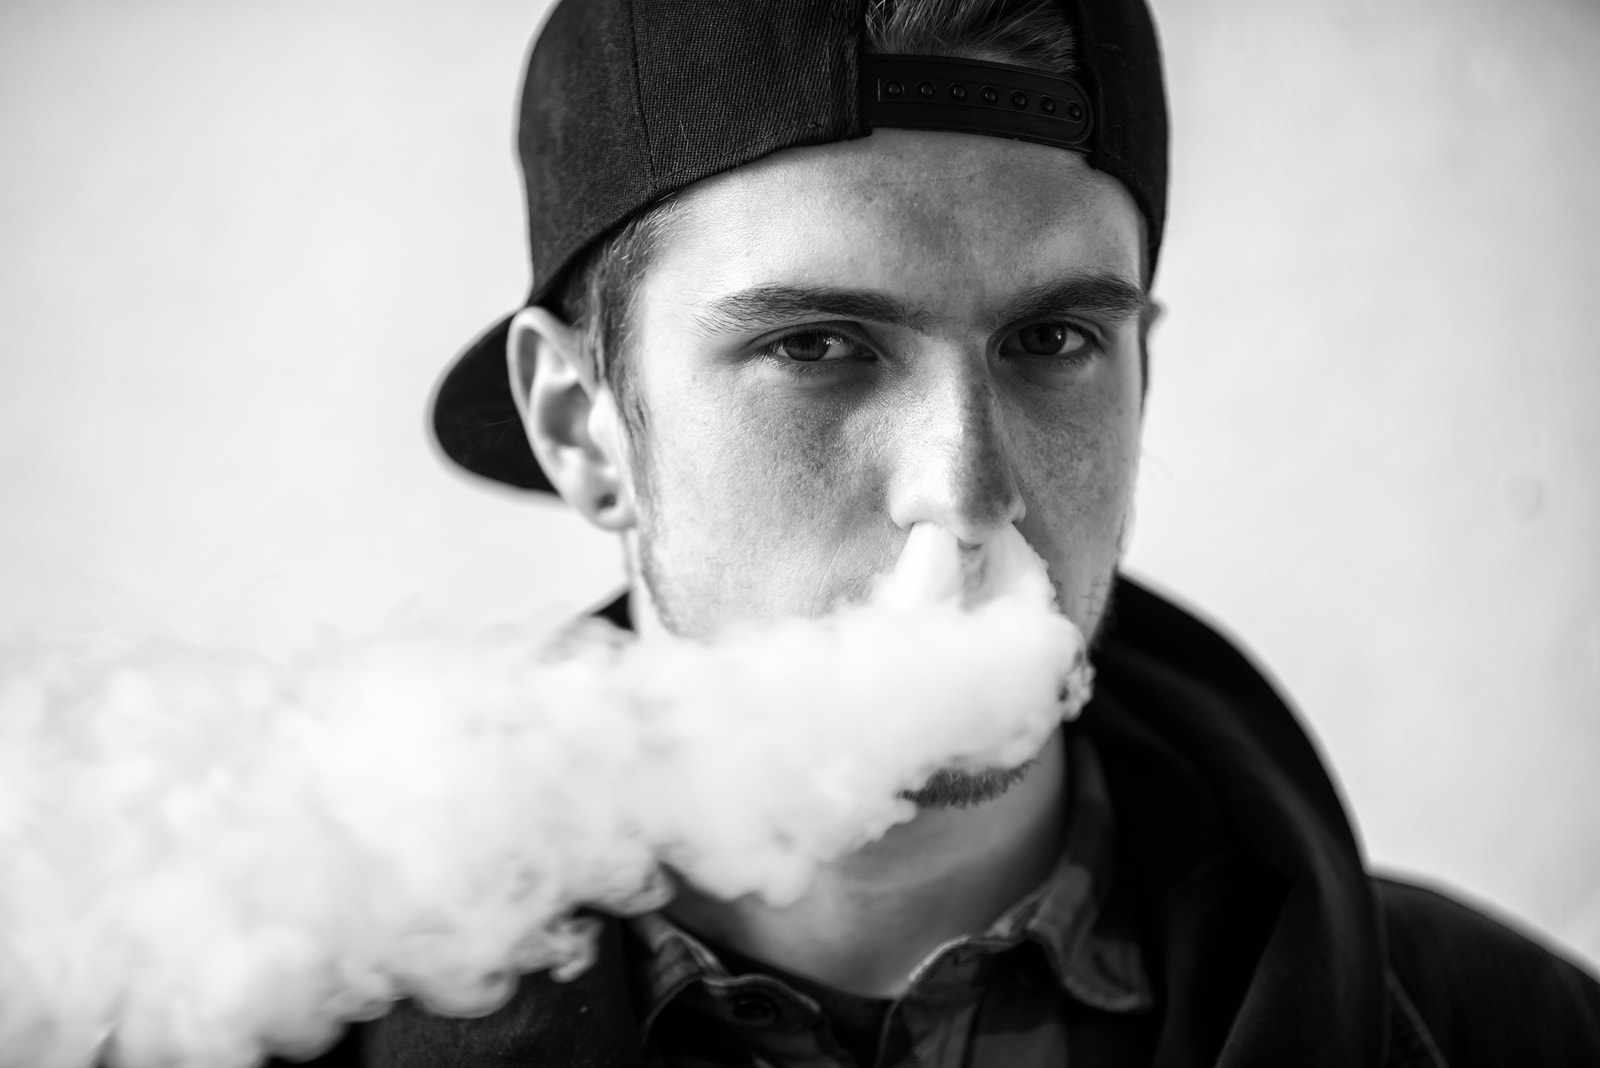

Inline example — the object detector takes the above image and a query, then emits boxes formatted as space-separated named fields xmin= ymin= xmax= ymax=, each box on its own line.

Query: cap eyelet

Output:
xmin=1010 ymin=91 xmax=1027 ymax=108
xmin=1067 ymin=101 xmax=1084 ymax=121
xmin=949 ymin=83 xmax=967 ymax=101
xmin=917 ymin=80 xmax=935 ymax=98
xmin=980 ymin=86 xmax=998 ymax=104
xmin=1040 ymin=96 xmax=1056 ymax=114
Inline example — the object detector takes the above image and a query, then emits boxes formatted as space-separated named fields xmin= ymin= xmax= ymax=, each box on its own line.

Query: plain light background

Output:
xmin=2 ymin=0 xmax=1596 ymax=971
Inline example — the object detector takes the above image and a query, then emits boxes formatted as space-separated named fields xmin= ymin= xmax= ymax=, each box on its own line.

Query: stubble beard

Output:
xmin=898 ymin=762 xmax=1040 ymax=809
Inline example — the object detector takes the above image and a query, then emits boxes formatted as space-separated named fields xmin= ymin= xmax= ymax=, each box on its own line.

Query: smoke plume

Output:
xmin=0 ymin=523 xmax=1092 ymax=1068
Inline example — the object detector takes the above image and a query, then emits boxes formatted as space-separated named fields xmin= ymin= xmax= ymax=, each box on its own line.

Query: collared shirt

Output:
xmin=626 ymin=732 xmax=1154 ymax=1068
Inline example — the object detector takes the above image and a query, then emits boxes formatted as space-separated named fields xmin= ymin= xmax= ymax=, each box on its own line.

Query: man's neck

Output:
xmin=664 ymin=727 xmax=1069 ymax=998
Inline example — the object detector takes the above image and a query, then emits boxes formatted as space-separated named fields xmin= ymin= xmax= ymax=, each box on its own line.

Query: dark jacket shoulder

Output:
xmin=276 ymin=917 xmax=641 ymax=1068
xmin=1377 ymin=875 xmax=1600 ymax=1067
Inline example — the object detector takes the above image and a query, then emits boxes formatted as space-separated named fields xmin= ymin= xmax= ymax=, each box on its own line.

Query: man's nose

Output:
xmin=885 ymin=360 xmax=1025 ymax=545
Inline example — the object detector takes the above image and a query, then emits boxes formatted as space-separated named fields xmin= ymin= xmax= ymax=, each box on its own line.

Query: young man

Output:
xmin=325 ymin=1 xmax=1600 ymax=1065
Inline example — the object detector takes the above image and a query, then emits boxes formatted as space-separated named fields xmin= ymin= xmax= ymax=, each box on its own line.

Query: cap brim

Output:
xmin=429 ymin=313 xmax=555 ymax=493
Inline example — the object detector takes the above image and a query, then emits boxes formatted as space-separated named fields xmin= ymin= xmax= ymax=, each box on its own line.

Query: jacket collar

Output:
xmin=1084 ymin=574 xmax=1389 ymax=1068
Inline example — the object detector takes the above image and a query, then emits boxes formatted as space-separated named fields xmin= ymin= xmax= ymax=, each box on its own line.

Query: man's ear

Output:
xmin=507 ymin=307 xmax=636 ymax=530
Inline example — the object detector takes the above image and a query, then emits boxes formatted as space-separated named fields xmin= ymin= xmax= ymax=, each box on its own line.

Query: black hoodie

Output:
xmin=298 ymin=576 xmax=1600 ymax=1068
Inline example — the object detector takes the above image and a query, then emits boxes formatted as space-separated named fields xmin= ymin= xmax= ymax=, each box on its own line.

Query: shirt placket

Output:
xmin=894 ymin=946 xmax=988 ymax=1068
xmin=695 ymin=975 xmax=844 ymax=1068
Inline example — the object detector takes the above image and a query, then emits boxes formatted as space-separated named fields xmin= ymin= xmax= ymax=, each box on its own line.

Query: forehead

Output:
xmin=640 ymin=129 xmax=1145 ymax=321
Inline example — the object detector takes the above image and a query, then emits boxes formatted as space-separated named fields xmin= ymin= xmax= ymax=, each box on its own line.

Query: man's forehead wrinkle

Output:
xmin=689 ymin=284 xmax=935 ymax=336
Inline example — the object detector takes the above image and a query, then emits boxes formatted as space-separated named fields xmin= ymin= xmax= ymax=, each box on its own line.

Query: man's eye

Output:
xmin=1000 ymin=322 xmax=1091 ymax=358
xmin=764 ymin=330 xmax=867 ymax=363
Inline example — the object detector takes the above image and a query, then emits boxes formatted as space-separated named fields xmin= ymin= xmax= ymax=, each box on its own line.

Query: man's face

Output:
xmin=618 ymin=129 xmax=1147 ymax=643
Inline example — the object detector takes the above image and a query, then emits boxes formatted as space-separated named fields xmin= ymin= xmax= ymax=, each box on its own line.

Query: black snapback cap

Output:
xmin=432 ymin=0 xmax=1168 ymax=493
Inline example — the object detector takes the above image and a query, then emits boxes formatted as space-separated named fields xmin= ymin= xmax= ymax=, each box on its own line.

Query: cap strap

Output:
xmin=861 ymin=54 xmax=1093 ymax=153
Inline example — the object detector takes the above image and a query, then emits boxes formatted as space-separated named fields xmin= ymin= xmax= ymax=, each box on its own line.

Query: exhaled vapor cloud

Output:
xmin=0 ymin=524 xmax=1093 ymax=1068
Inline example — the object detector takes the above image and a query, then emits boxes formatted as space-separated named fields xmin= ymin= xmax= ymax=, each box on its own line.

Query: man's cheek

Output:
xmin=655 ymin=401 xmax=851 ymax=546
xmin=714 ymin=393 xmax=862 ymax=500
xmin=1017 ymin=418 xmax=1126 ymax=513
xmin=1016 ymin=424 xmax=1137 ymax=608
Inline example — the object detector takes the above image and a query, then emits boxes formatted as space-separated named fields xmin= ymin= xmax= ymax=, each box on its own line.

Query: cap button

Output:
xmin=917 ymin=80 xmax=936 ymax=98
xmin=980 ymin=85 xmax=998 ymax=104
xmin=884 ymin=80 xmax=904 ymax=98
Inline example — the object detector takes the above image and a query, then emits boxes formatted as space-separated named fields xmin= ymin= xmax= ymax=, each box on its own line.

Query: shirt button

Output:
xmin=730 ymin=992 xmax=780 ymax=1027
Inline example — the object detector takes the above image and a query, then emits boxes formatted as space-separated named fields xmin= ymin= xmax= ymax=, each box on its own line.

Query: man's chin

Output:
xmin=898 ymin=761 xmax=1035 ymax=810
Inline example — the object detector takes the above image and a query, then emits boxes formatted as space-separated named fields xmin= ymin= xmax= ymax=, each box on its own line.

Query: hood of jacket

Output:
xmin=1083 ymin=574 xmax=1387 ymax=1067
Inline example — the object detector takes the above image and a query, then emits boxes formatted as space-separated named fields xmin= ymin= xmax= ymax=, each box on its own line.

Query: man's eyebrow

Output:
xmin=688 ymin=273 xmax=1149 ymax=337
xmin=994 ymin=273 xmax=1150 ymax=330
xmin=690 ymin=285 xmax=933 ymax=336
